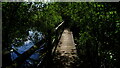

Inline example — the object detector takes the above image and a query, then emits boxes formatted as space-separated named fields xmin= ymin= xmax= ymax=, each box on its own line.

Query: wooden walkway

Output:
xmin=52 ymin=29 xmax=79 ymax=68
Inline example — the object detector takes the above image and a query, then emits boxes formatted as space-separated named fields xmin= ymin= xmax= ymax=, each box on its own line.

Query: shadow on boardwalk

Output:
xmin=51 ymin=29 xmax=79 ymax=68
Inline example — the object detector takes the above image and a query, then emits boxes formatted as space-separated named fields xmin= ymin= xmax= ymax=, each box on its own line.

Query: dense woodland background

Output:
xmin=2 ymin=2 xmax=120 ymax=68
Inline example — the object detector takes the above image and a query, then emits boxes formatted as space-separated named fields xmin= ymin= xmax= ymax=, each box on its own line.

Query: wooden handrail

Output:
xmin=54 ymin=21 xmax=64 ymax=31
xmin=4 ymin=21 xmax=65 ymax=68
xmin=52 ymin=21 xmax=65 ymax=56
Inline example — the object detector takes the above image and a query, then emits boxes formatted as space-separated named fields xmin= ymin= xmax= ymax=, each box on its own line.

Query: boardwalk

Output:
xmin=52 ymin=29 xmax=79 ymax=68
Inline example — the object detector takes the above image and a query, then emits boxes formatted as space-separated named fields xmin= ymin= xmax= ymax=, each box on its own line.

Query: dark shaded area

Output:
xmin=2 ymin=2 xmax=120 ymax=68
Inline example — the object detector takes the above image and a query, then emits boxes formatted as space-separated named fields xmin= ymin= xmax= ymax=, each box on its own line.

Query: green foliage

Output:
xmin=2 ymin=2 xmax=120 ymax=68
xmin=51 ymin=2 xmax=120 ymax=68
xmin=2 ymin=2 xmax=62 ymax=49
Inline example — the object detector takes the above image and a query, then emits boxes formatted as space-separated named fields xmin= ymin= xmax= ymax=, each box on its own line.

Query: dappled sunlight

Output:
xmin=51 ymin=29 xmax=79 ymax=68
xmin=2 ymin=2 xmax=120 ymax=68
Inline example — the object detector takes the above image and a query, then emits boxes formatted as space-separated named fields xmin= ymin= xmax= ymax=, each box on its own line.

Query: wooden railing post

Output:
xmin=51 ymin=21 xmax=64 ymax=55
xmin=3 ymin=21 xmax=65 ymax=68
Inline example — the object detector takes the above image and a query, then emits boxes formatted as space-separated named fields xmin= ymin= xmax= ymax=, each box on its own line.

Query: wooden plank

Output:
xmin=52 ymin=29 xmax=78 ymax=68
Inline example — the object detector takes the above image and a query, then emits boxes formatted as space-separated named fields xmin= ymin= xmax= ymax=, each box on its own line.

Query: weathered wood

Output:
xmin=4 ymin=21 xmax=65 ymax=68
xmin=52 ymin=21 xmax=65 ymax=55
xmin=54 ymin=21 xmax=64 ymax=31
xmin=39 ymin=21 xmax=65 ymax=68
xmin=52 ymin=29 xmax=79 ymax=68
